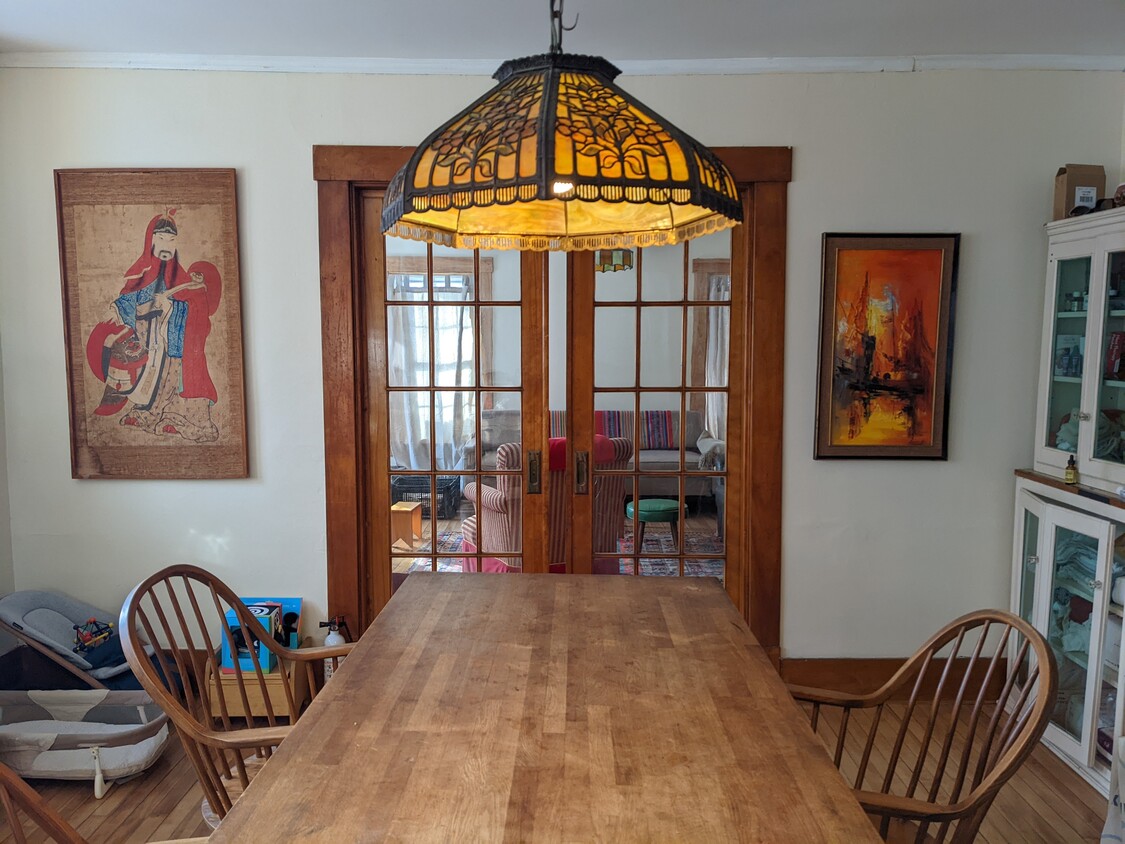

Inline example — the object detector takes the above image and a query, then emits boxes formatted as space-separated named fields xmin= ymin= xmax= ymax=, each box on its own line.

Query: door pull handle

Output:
xmin=575 ymin=450 xmax=590 ymax=495
xmin=527 ymin=450 xmax=542 ymax=495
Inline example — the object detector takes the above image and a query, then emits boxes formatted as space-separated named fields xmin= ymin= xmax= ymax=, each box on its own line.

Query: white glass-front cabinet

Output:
xmin=1034 ymin=206 xmax=1125 ymax=492
xmin=1012 ymin=475 xmax=1125 ymax=793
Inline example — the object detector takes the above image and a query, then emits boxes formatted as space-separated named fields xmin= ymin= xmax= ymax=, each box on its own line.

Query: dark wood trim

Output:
xmin=521 ymin=252 xmax=551 ymax=574
xmin=361 ymin=193 xmax=390 ymax=622
xmin=726 ymin=199 xmax=750 ymax=618
xmin=318 ymin=180 xmax=366 ymax=631
xmin=746 ymin=181 xmax=787 ymax=651
xmin=714 ymin=147 xmax=793 ymax=184
xmin=569 ymin=253 xmax=596 ymax=576
xmin=315 ymin=145 xmax=791 ymax=635
xmin=313 ymin=146 xmax=412 ymax=182
xmin=312 ymin=145 xmax=793 ymax=186
xmin=779 ymin=657 xmax=1010 ymax=701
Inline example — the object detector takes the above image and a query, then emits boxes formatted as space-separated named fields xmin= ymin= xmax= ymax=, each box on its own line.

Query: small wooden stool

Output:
xmin=625 ymin=498 xmax=684 ymax=551
xmin=390 ymin=500 xmax=423 ymax=548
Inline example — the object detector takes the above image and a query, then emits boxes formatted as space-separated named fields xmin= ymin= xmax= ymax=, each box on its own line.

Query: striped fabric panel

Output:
xmin=592 ymin=438 xmax=633 ymax=555
xmin=494 ymin=443 xmax=523 ymax=554
xmin=598 ymin=410 xmax=635 ymax=440
xmin=641 ymin=411 xmax=676 ymax=449
xmin=461 ymin=437 xmax=633 ymax=572
xmin=548 ymin=472 xmax=568 ymax=565
xmin=549 ymin=410 xmax=567 ymax=438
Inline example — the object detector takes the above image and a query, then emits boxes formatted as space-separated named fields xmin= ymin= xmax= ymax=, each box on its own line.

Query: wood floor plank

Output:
xmin=803 ymin=700 xmax=1106 ymax=842
xmin=0 ymin=665 xmax=1111 ymax=843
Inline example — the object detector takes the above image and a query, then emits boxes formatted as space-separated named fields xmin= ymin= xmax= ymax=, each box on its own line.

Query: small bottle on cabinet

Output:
xmin=1065 ymin=454 xmax=1079 ymax=485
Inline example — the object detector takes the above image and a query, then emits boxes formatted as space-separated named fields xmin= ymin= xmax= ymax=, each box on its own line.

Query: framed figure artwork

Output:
xmin=815 ymin=233 xmax=960 ymax=460
xmin=55 ymin=168 xmax=248 ymax=479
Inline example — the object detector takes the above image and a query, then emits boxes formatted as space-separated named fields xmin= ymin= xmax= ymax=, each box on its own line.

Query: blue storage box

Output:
xmin=220 ymin=597 xmax=303 ymax=675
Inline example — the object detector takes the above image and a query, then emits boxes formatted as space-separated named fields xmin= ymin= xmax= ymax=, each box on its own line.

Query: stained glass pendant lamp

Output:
xmin=381 ymin=0 xmax=742 ymax=252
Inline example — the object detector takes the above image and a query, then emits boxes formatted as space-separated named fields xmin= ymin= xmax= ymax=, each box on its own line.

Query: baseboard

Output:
xmin=779 ymin=657 xmax=1009 ymax=701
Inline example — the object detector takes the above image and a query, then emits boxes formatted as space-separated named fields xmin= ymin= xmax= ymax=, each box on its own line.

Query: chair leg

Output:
xmin=670 ymin=518 xmax=679 ymax=549
xmin=636 ymin=521 xmax=646 ymax=552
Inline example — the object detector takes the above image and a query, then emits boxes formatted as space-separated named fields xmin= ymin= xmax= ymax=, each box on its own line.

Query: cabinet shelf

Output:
xmin=1052 ymin=376 xmax=1083 ymax=384
xmin=1055 ymin=310 xmax=1125 ymax=319
xmin=1052 ymin=647 xmax=1118 ymax=688
xmin=1056 ymin=575 xmax=1096 ymax=601
xmin=1104 ymin=379 xmax=1125 ymax=390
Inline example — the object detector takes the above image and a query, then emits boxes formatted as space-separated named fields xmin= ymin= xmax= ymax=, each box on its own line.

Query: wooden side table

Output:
xmin=208 ymin=638 xmax=311 ymax=720
xmin=390 ymin=500 xmax=423 ymax=548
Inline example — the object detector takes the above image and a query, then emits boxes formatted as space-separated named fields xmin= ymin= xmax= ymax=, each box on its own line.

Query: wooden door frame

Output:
xmin=313 ymin=145 xmax=790 ymax=658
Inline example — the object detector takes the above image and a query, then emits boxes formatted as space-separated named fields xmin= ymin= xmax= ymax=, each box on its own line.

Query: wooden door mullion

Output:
xmin=520 ymin=251 xmax=550 ymax=573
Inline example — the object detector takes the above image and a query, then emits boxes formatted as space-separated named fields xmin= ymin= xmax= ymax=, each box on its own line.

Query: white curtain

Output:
xmin=704 ymin=274 xmax=730 ymax=440
xmin=386 ymin=275 xmax=475 ymax=471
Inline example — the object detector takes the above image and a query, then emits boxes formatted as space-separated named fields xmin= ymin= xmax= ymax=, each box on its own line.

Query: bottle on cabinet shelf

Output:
xmin=1065 ymin=454 xmax=1079 ymax=485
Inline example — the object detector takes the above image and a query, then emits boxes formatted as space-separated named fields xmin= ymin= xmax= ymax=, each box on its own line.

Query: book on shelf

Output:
xmin=1054 ymin=334 xmax=1084 ymax=377
xmin=1107 ymin=331 xmax=1125 ymax=378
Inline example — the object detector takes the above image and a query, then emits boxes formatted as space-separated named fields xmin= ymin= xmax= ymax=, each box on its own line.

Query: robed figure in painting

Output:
xmin=85 ymin=210 xmax=222 ymax=442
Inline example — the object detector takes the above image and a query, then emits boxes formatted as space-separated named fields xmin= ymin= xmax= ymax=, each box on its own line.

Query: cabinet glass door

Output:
xmin=1093 ymin=249 xmax=1125 ymax=470
xmin=1045 ymin=257 xmax=1092 ymax=455
xmin=1042 ymin=504 xmax=1113 ymax=764
xmin=1013 ymin=491 xmax=1044 ymax=688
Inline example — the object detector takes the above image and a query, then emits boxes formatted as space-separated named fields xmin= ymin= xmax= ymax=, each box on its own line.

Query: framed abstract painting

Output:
xmin=815 ymin=233 xmax=960 ymax=459
xmin=55 ymin=168 xmax=248 ymax=478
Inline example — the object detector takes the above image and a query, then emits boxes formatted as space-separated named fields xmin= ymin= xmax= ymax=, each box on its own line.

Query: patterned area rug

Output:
xmin=428 ymin=529 xmax=725 ymax=578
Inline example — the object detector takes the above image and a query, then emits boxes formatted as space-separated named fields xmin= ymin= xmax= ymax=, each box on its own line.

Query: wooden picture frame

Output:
xmin=55 ymin=168 xmax=248 ymax=478
xmin=815 ymin=232 xmax=959 ymax=459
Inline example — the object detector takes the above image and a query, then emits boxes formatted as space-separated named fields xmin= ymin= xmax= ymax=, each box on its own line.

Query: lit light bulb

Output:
xmin=552 ymin=181 xmax=574 ymax=194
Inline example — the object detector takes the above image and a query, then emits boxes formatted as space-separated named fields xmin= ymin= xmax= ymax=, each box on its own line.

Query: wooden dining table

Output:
xmin=209 ymin=573 xmax=880 ymax=842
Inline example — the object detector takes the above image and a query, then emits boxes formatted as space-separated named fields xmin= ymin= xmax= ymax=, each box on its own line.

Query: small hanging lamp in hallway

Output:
xmin=381 ymin=0 xmax=742 ymax=252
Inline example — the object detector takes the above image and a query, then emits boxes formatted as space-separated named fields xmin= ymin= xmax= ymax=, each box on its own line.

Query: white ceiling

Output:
xmin=2 ymin=0 xmax=1124 ymax=73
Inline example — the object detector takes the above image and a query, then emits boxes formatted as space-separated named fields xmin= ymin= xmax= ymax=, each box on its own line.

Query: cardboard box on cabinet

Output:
xmin=1054 ymin=164 xmax=1106 ymax=221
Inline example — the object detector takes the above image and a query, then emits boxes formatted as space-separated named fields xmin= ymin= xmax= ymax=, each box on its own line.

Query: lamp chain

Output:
xmin=549 ymin=0 xmax=578 ymax=54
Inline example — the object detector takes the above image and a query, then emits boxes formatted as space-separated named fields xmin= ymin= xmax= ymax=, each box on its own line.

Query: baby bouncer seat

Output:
xmin=0 ymin=590 xmax=170 ymax=796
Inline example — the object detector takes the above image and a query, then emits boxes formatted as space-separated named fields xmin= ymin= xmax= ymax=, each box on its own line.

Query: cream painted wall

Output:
xmin=0 ymin=67 xmax=1122 ymax=656
xmin=0 ymin=335 xmax=14 ymax=652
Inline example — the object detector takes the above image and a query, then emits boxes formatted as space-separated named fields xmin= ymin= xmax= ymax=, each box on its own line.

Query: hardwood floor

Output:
xmin=0 ymin=704 xmax=1108 ymax=842
xmin=0 ymin=731 xmax=209 ymax=843
xmin=804 ymin=702 xmax=1107 ymax=843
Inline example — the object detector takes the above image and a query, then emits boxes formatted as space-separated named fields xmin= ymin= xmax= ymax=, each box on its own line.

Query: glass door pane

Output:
xmin=383 ymin=241 xmax=530 ymax=589
xmin=590 ymin=233 xmax=731 ymax=580
xmin=1015 ymin=499 xmax=1041 ymax=687
xmin=1096 ymin=525 xmax=1125 ymax=769
xmin=1045 ymin=257 xmax=1091 ymax=454
xmin=1044 ymin=507 xmax=1110 ymax=761
xmin=1094 ymin=251 xmax=1125 ymax=467
xmin=1049 ymin=523 xmax=1097 ymax=741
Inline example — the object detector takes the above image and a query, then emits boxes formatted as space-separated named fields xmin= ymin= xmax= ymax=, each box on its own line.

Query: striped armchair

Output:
xmin=462 ymin=437 xmax=633 ymax=573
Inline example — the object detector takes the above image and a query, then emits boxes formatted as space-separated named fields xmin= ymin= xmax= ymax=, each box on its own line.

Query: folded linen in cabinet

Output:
xmin=1114 ymin=576 xmax=1125 ymax=607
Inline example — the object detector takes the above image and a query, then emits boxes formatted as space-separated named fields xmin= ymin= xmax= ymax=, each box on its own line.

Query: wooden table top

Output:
xmin=210 ymin=574 xmax=879 ymax=843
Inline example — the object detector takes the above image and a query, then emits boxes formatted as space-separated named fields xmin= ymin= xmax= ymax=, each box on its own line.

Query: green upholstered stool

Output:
xmin=625 ymin=498 xmax=685 ymax=551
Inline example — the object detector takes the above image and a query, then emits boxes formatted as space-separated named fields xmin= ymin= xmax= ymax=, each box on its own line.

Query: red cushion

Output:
xmin=548 ymin=436 xmax=616 ymax=470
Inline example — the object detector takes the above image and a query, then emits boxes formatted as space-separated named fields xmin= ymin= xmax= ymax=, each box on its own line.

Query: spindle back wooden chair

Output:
xmin=0 ymin=760 xmax=84 ymax=844
xmin=119 ymin=564 xmax=353 ymax=827
xmin=788 ymin=610 xmax=1056 ymax=843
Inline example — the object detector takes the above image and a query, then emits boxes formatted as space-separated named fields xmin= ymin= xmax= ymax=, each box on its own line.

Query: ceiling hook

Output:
xmin=550 ymin=0 xmax=579 ymax=54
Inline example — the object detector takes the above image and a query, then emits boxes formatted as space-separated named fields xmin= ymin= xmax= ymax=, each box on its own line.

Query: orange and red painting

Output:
xmin=816 ymin=234 xmax=959 ymax=459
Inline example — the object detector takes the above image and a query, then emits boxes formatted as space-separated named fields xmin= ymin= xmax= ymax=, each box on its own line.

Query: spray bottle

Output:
xmin=319 ymin=616 xmax=349 ymax=683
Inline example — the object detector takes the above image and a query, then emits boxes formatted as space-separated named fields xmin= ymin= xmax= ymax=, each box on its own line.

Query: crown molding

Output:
xmin=1 ymin=52 xmax=1123 ymax=75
